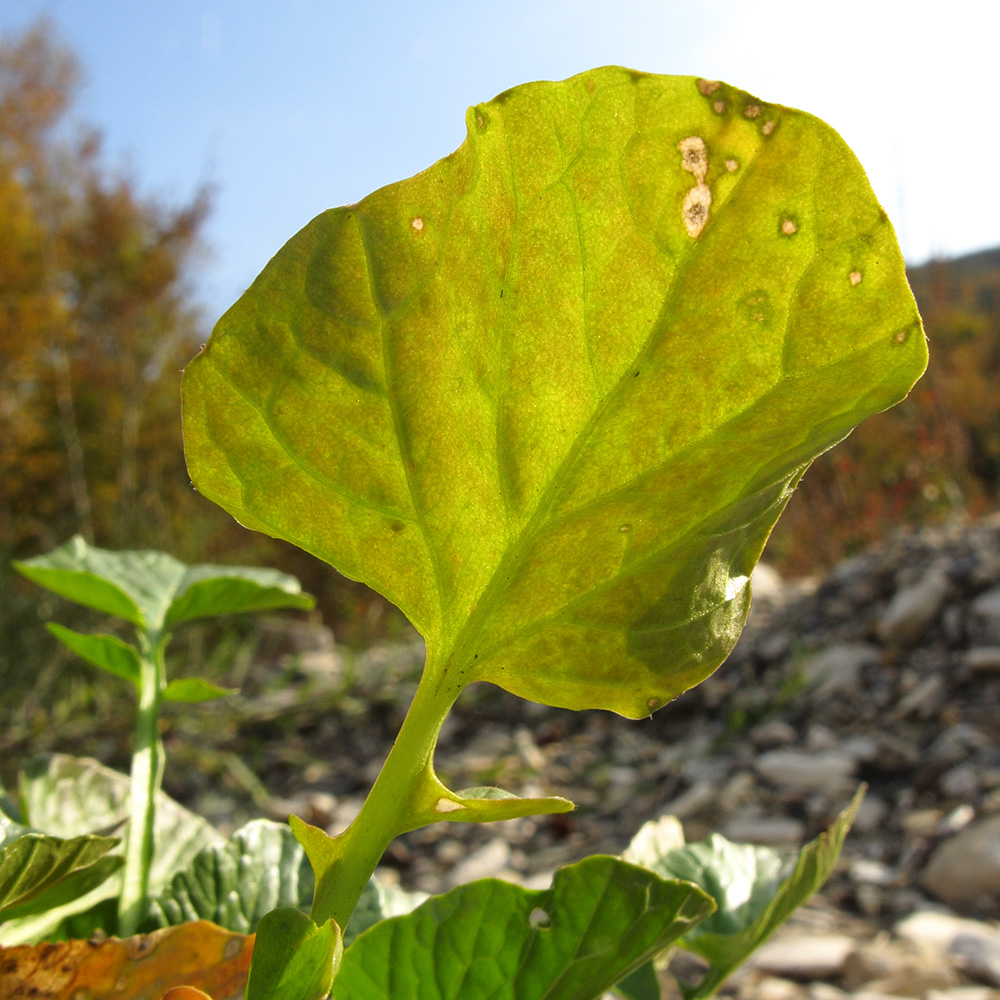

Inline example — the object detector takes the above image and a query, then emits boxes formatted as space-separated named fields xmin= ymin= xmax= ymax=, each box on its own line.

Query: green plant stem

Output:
xmin=311 ymin=662 xmax=461 ymax=930
xmin=117 ymin=631 xmax=165 ymax=936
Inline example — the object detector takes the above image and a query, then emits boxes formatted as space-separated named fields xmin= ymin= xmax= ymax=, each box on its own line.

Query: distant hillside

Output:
xmin=765 ymin=244 xmax=1000 ymax=575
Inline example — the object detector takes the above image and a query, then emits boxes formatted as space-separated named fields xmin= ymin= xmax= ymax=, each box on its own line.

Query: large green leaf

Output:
xmin=146 ymin=819 xmax=313 ymax=933
xmin=183 ymin=68 xmax=926 ymax=718
xmin=18 ymin=755 xmax=221 ymax=881
xmin=0 ymin=827 xmax=122 ymax=924
xmin=335 ymin=856 xmax=714 ymax=1000
xmin=640 ymin=788 xmax=864 ymax=999
xmin=15 ymin=536 xmax=313 ymax=632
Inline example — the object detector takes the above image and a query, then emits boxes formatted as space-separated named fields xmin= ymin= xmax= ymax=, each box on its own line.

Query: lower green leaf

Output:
xmin=641 ymin=787 xmax=864 ymax=1000
xmin=335 ymin=856 xmax=714 ymax=1000
xmin=145 ymin=819 xmax=313 ymax=933
xmin=1 ymin=755 xmax=222 ymax=944
xmin=0 ymin=832 xmax=122 ymax=924
xmin=245 ymin=907 xmax=341 ymax=1000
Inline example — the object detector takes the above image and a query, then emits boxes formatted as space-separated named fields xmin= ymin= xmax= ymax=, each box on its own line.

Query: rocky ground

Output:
xmin=28 ymin=514 xmax=1000 ymax=999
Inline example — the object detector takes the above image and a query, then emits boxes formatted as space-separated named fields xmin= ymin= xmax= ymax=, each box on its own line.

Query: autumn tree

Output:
xmin=0 ymin=19 xmax=211 ymax=556
xmin=766 ymin=250 xmax=1000 ymax=573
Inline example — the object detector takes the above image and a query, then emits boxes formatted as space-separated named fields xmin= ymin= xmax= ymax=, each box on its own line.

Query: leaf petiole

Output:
xmin=305 ymin=657 xmax=462 ymax=929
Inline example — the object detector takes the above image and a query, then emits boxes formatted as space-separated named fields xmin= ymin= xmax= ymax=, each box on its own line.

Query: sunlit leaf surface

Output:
xmin=184 ymin=68 xmax=925 ymax=718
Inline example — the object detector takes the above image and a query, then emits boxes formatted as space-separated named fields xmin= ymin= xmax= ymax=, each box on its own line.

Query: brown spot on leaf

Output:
xmin=740 ymin=290 xmax=772 ymax=325
xmin=762 ymin=120 xmax=776 ymax=136
xmin=744 ymin=104 xmax=762 ymax=119
xmin=850 ymin=271 xmax=863 ymax=286
xmin=697 ymin=79 xmax=721 ymax=96
xmin=411 ymin=217 xmax=424 ymax=232
xmin=712 ymin=99 xmax=726 ymax=114
xmin=725 ymin=159 xmax=739 ymax=172
xmin=677 ymin=136 xmax=708 ymax=183
xmin=683 ymin=183 xmax=712 ymax=238
xmin=894 ymin=329 xmax=909 ymax=344
xmin=781 ymin=218 xmax=797 ymax=235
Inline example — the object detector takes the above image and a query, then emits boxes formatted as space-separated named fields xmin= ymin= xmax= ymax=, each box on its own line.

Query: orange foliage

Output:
xmin=0 ymin=921 xmax=252 ymax=1000
xmin=768 ymin=250 xmax=1000 ymax=574
xmin=0 ymin=20 xmax=212 ymax=556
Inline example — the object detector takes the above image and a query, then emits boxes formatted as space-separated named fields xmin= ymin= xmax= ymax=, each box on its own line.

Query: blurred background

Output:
xmin=1 ymin=2 xmax=998 ymax=732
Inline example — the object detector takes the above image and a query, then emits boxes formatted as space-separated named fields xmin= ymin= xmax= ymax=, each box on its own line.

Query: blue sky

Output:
xmin=3 ymin=1 xmax=997 ymax=324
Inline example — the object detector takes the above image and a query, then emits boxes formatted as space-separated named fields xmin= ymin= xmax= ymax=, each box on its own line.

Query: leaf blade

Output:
xmin=642 ymin=788 xmax=865 ymax=999
xmin=335 ymin=856 xmax=714 ymax=1000
xmin=164 ymin=565 xmax=315 ymax=626
xmin=0 ymin=833 xmax=122 ymax=924
xmin=183 ymin=68 xmax=926 ymax=716
xmin=145 ymin=819 xmax=313 ymax=934
xmin=46 ymin=624 xmax=141 ymax=687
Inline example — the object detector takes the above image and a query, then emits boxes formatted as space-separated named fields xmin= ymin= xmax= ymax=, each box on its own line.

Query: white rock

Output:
xmin=755 ymin=976 xmax=807 ymax=1000
xmin=893 ymin=674 xmax=946 ymax=719
xmin=806 ymin=724 xmax=839 ymax=752
xmin=751 ymin=719 xmax=799 ymax=749
xmin=723 ymin=815 xmax=806 ymax=845
xmin=849 ymin=858 xmax=896 ymax=886
xmin=926 ymin=989 xmax=998 ymax=1000
xmin=851 ymin=793 xmax=890 ymax=835
xmin=807 ymin=984 xmax=848 ymax=1000
xmin=941 ymin=763 xmax=981 ymax=800
xmin=718 ymin=770 xmax=757 ymax=812
xmin=950 ymin=932 xmax=1000 ymax=987
xmin=897 ymin=912 xmax=1000 ymax=985
xmin=970 ymin=586 xmax=1000 ymax=644
xmin=749 ymin=934 xmax=856 ymax=979
xmin=878 ymin=566 xmax=950 ymax=645
xmin=896 ymin=911 xmax=994 ymax=948
xmin=921 ymin=813 xmax=1000 ymax=908
xmin=661 ymin=779 xmax=717 ymax=820
xmin=755 ymin=750 xmax=856 ymax=794
xmin=446 ymin=838 xmax=511 ymax=887
xmin=965 ymin=647 xmax=1000 ymax=673
xmin=802 ymin=644 xmax=879 ymax=698
xmin=752 ymin=562 xmax=785 ymax=604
